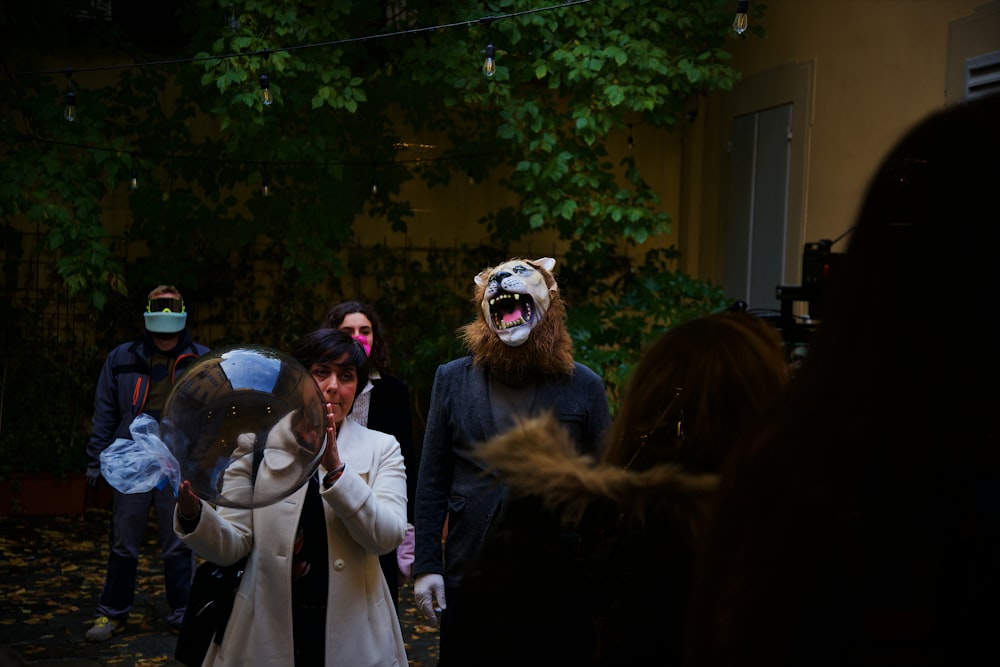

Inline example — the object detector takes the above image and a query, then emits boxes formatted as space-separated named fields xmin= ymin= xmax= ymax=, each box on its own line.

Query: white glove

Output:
xmin=414 ymin=573 xmax=446 ymax=624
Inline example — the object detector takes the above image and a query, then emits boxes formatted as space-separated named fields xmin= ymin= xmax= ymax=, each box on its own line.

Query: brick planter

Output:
xmin=0 ymin=473 xmax=91 ymax=517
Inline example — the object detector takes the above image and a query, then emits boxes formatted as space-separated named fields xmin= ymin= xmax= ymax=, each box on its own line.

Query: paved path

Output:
xmin=0 ymin=509 xmax=440 ymax=666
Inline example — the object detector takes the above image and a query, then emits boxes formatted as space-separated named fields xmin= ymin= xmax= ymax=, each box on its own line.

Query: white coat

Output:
xmin=175 ymin=416 xmax=408 ymax=666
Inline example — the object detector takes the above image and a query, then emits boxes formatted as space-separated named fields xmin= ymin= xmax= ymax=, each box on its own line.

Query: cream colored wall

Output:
xmin=695 ymin=0 xmax=996 ymax=286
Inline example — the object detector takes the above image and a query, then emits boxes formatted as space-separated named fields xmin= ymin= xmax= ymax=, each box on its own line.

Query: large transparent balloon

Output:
xmin=161 ymin=346 xmax=327 ymax=509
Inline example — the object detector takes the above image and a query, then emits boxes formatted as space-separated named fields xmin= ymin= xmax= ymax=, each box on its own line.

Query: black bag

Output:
xmin=174 ymin=556 xmax=248 ymax=667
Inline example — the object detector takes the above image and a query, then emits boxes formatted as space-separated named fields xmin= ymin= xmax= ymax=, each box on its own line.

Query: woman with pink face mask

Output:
xmin=322 ymin=300 xmax=417 ymax=616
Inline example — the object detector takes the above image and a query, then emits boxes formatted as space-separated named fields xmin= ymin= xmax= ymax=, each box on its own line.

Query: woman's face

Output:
xmin=338 ymin=312 xmax=374 ymax=356
xmin=308 ymin=354 xmax=359 ymax=425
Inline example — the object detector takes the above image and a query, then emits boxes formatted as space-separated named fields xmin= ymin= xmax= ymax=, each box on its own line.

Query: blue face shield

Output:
xmin=144 ymin=296 xmax=187 ymax=333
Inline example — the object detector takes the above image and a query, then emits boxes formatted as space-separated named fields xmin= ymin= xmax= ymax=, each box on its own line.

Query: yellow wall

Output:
xmin=357 ymin=108 xmax=686 ymax=271
xmin=693 ymin=0 xmax=999 ymax=287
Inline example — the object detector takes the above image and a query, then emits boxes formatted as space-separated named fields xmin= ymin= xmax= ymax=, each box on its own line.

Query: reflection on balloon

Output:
xmin=161 ymin=346 xmax=326 ymax=508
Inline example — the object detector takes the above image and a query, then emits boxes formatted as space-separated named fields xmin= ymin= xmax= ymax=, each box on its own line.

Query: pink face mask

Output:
xmin=352 ymin=335 xmax=372 ymax=357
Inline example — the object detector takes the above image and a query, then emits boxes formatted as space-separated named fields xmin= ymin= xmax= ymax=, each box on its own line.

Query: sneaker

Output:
xmin=85 ymin=616 xmax=125 ymax=642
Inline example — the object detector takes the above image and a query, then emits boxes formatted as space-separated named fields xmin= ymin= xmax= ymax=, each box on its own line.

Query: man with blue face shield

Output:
xmin=85 ymin=285 xmax=210 ymax=642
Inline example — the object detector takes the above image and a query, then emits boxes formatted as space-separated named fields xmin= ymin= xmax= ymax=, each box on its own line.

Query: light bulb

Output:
xmin=371 ymin=180 xmax=378 ymax=196
xmin=64 ymin=90 xmax=77 ymax=122
xmin=262 ymin=181 xmax=271 ymax=197
xmin=259 ymin=74 xmax=272 ymax=106
xmin=129 ymin=167 xmax=139 ymax=191
xmin=63 ymin=73 xmax=77 ymax=122
xmin=733 ymin=0 xmax=749 ymax=35
xmin=482 ymin=42 xmax=496 ymax=77
xmin=225 ymin=2 xmax=240 ymax=31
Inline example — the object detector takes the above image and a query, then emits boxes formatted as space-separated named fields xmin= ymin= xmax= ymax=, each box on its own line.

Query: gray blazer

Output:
xmin=413 ymin=356 xmax=611 ymax=588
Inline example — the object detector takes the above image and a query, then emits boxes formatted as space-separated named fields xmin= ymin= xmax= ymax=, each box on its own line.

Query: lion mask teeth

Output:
xmin=475 ymin=258 xmax=555 ymax=348
xmin=489 ymin=292 xmax=534 ymax=330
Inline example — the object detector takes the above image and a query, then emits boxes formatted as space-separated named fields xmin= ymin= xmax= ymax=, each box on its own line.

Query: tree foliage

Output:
xmin=1 ymin=0 xmax=752 ymax=449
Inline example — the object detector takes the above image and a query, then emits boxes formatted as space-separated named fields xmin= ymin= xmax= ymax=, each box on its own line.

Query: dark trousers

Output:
xmin=96 ymin=486 xmax=194 ymax=625
xmin=436 ymin=584 xmax=460 ymax=666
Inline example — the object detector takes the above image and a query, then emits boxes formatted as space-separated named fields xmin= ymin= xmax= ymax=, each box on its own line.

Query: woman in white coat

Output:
xmin=174 ymin=328 xmax=408 ymax=666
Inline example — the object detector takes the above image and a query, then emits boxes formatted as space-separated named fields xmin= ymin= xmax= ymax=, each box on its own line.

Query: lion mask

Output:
xmin=460 ymin=257 xmax=574 ymax=384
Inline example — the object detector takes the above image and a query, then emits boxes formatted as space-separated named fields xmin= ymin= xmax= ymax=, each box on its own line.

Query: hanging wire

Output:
xmin=4 ymin=1 xmax=594 ymax=177
xmin=1 ymin=131 xmax=509 ymax=174
xmin=12 ymin=1 xmax=594 ymax=78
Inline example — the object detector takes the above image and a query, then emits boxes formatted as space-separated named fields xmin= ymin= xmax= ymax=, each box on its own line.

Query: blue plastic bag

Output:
xmin=100 ymin=413 xmax=181 ymax=495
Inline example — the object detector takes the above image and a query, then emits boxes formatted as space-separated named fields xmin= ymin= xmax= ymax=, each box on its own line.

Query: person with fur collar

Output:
xmin=447 ymin=311 xmax=791 ymax=666
xmin=684 ymin=93 xmax=1000 ymax=667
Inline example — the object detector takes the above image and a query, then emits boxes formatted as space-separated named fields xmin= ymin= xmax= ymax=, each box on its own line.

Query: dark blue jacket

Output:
xmin=85 ymin=330 xmax=209 ymax=480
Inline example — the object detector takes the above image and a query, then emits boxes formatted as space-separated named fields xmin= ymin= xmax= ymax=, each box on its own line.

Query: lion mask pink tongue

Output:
xmin=503 ymin=308 xmax=524 ymax=325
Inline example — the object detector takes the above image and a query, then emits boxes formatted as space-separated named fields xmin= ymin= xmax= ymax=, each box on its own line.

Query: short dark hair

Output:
xmin=147 ymin=284 xmax=182 ymax=300
xmin=290 ymin=328 xmax=370 ymax=396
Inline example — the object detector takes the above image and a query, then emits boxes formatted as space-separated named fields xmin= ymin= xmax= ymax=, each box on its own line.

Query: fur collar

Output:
xmin=475 ymin=413 xmax=718 ymax=530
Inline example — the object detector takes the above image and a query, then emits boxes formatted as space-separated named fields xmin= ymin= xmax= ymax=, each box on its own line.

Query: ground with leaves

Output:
xmin=0 ymin=509 xmax=439 ymax=666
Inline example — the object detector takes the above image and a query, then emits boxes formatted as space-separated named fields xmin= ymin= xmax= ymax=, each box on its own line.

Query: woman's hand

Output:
xmin=320 ymin=402 xmax=343 ymax=472
xmin=177 ymin=480 xmax=202 ymax=521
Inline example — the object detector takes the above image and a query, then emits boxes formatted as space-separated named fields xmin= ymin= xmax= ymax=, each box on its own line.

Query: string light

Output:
xmin=16 ymin=1 xmax=594 ymax=82
xmin=22 ymin=3 xmax=605 ymax=188
xmin=259 ymin=74 xmax=272 ymax=106
xmin=733 ymin=0 xmax=749 ymax=35
xmin=224 ymin=2 xmax=241 ymax=32
xmin=259 ymin=49 xmax=273 ymax=106
xmin=482 ymin=42 xmax=496 ymax=77
xmin=262 ymin=170 xmax=271 ymax=197
xmin=129 ymin=154 xmax=139 ymax=191
xmin=63 ymin=71 xmax=77 ymax=122
xmin=480 ymin=14 xmax=497 ymax=78
xmin=30 ymin=2 xmax=595 ymax=124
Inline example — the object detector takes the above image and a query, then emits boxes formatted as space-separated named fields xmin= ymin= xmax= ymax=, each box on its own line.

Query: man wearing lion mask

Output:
xmin=413 ymin=257 xmax=611 ymax=663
